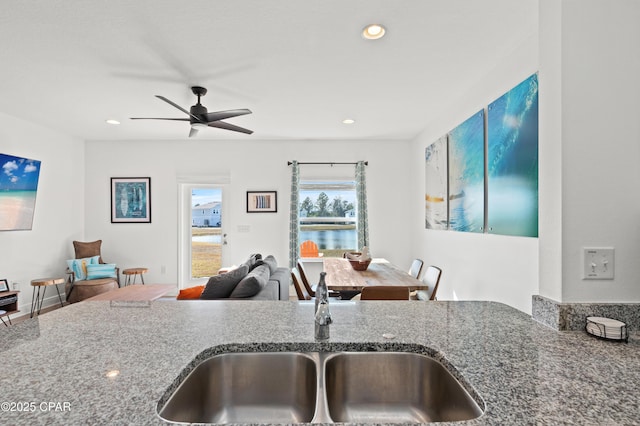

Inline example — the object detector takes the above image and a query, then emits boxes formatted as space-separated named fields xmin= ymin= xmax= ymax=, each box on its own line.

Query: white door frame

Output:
xmin=177 ymin=175 xmax=229 ymax=289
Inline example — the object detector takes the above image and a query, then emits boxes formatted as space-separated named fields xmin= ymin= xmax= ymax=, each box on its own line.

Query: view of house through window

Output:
xmin=299 ymin=181 xmax=357 ymax=257
xmin=191 ymin=187 xmax=222 ymax=278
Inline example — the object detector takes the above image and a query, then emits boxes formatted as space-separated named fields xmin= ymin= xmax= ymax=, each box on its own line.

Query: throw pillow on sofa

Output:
xmin=177 ymin=285 xmax=205 ymax=300
xmin=255 ymin=255 xmax=278 ymax=274
xmin=230 ymin=264 xmax=270 ymax=298
xmin=240 ymin=253 xmax=262 ymax=272
xmin=200 ymin=264 xmax=249 ymax=299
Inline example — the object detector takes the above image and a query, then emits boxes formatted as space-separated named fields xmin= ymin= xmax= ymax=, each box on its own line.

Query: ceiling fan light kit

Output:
xmin=130 ymin=86 xmax=253 ymax=137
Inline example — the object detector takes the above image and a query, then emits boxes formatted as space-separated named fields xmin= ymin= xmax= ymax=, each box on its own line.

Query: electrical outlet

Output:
xmin=583 ymin=247 xmax=614 ymax=280
xmin=161 ymin=265 xmax=166 ymax=274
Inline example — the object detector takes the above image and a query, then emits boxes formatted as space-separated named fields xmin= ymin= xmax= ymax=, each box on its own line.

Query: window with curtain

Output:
xmin=289 ymin=161 xmax=368 ymax=266
xmin=298 ymin=180 xmax=358 ymax=257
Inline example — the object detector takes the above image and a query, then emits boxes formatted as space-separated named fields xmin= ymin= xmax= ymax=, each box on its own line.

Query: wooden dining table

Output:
xmin=323 ymin=258 xmax=427 ymax=292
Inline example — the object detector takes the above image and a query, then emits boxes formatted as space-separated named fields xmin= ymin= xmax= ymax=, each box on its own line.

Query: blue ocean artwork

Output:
xmin=0 ymin=153 xmax=42 ymax=231
xmin=487 ymin=73 xmax=539 ymax=237
xmin=425 ymin=135 xmax=448 ymax=230
xmin=448 ymin=110 xmax=485 ymax=233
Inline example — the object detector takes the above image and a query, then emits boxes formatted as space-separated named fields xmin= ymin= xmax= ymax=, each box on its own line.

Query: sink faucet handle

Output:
xmin=315 ymin=301 xmax=332 ymax=325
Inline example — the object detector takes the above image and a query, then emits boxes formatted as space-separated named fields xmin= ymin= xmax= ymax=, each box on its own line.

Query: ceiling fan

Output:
xmin=131 ymin=86 xmax=253 ymax=137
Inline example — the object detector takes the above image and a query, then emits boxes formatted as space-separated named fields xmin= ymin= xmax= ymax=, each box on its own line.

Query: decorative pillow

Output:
xmin=200 ymin=264 xmax=249 ymax=299
xmin=85 ymin=263 xmax=118 ymax=280
xmin=73 ymin=240 xmax=103 ymax=262
xmin=66 ymin=256 xmax=100 ymax=281
xmin=255 ymin=255 xmax=278 ymax=274
xmin=230 ymin=264 xmax=270 ymax=298
xmin=176 ymin=285 xmax=205 ymax=300
xmin=240 ymin=253 xmax=262 ymax=272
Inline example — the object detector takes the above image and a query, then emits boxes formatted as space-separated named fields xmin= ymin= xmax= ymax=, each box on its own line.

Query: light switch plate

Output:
xmin=583 ymin=247 xmax=614 ymax=280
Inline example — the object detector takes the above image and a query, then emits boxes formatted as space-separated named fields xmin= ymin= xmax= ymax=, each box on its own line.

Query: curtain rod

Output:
xmin=287 ymin=161 xmax=368 ymax=166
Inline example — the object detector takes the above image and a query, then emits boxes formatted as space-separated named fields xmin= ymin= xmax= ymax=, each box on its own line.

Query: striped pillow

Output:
xmin=86 ymin=263 xmax=118 ymax=280
xmin=67 ymin=256 xmax=100 ymax=281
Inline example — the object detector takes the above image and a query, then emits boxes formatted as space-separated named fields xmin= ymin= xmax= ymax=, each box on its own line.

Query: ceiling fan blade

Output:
xmin=205 ymin=109 xmax=252 ymax=123
xmin=189 ymin=127 xmax=198 ymax=138
xmin=208 ymin=121 xmax=253 ymax=135
xmin=156 ymin=95 xmax=201 ymax=121
xmin=130 ymin=117 xmax=190 ymax=121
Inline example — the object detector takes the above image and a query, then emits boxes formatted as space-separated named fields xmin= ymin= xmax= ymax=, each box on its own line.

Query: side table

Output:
xmin=31 ymin=277 xmax=65 ymax=318
xmin=122 ymin=268 xmax=148 ymax=286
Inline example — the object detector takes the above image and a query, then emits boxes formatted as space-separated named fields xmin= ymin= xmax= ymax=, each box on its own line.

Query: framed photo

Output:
xmin=247 ymin=191 xmax=277 ymax=213
xmin=0 ymin=279 xmax=9 ymax=292
xmin=111 ymin=177 xmax=151 ymax=223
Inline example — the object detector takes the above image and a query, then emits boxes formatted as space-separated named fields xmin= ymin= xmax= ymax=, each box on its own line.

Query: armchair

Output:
xmin=65 ymin=240 xmax=120 ymax=303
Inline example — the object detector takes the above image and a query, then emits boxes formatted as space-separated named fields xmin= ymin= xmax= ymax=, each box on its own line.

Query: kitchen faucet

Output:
xmin=315 ymin=272 xmax=332 ymax=340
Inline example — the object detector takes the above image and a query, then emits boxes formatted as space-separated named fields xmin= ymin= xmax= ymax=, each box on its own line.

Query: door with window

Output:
xmin=179 ymin=183 xmax=226 ymax=288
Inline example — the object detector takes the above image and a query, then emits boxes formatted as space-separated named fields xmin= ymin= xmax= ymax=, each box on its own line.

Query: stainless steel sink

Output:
xmin=324 ymin=352 xmax=483 ymax=423
xmin=158 ymin=350 xmax=483 ymax=424
xmin=158 ymin=352 xmax=317 ymax=424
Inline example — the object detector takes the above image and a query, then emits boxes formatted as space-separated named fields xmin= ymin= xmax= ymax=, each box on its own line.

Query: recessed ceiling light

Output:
xmin=362 ymin=24 xmax=386 ymax=40
xmin=342 ymin=119 xmax=355 ymax=124
xmin=106 ymin=119 xmax=120 ymax=125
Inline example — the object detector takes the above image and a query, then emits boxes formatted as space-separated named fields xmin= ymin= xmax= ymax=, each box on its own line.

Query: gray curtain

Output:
xmin=289 ymin=161 xmax=300 ymax=269
xmin=355 ymin=161 xmax=369 ymax=249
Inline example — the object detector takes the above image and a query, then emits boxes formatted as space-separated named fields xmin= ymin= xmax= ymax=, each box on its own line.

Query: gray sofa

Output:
xmin=199 ymin=254 xmax=289 ymax=301
xmin=244 ymin=266 xmax=289 ymax=301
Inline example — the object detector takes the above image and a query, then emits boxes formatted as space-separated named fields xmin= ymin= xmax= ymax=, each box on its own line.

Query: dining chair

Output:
xmin=291 ymin=268 xmax=312 ymax=301
xmin=408 ymin=259 xmax=424 ymax=279
xmin=297 ymin=260 xmax=340 ymax=299
xmin=416 ymin=266 xmax=442 ymax=301
xmin=360 ymin=286 xmax=410 ymax=300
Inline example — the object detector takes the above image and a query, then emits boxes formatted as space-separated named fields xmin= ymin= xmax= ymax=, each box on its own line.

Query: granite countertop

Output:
xmin=1 ymin=299 xmax=638 ymax=425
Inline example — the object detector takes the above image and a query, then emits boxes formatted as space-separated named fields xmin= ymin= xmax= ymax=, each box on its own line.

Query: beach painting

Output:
xmin=0 ymin=153 xmax=42 ymax=231
xmin=487 ymin=73 xmax=539 ymax=237
xmin=425 ymin=135 xmax=448 ymax=229
xmin=448 ymin=110 xmax=485 ymax=233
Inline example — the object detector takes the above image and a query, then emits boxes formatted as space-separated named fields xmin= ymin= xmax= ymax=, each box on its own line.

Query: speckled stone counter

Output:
xmin=1 ymin=299 xmax=639 ymax=425
xmin=532 ymin=294 xmax=640 ymax=331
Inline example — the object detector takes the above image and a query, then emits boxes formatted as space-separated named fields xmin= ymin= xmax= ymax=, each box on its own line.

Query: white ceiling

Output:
xmin=0 ymin=0 xmax=537 ymax=142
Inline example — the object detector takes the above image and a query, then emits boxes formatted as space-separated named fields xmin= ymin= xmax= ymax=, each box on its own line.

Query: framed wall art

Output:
xmin=0 ymin=153 xmax=42 ymax=231
xmin=111 ymin=177 xmax=151 ymax=223
xmin=247 ymin=191 xmax=277 ymax=213
xmin=487 ymin=73 xmax=539 ymax=237
xmin=448 ymin=110 xmax=485 ymax=233
xmin=0 ymin=279 xmax=9 ymax=292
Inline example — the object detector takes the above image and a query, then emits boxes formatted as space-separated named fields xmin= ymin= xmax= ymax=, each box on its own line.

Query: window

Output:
xmin=298 ymin=181 xmax=357 ymax=257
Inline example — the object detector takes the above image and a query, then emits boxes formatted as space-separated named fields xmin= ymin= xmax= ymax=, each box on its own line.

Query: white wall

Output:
xmin=410 ymin=0 xmax=640 ymax=314
xmin=0 ymin=112 xmax=85 ymax=315
xmin=409 ymin=32 xmax=540 ymax=314
xmin=552 ymin=0 xmax=640 ymax=302
xmin=84 ymin=139 xmax=412 ymax=287
xmin=538 ymin=0 xmax=563 ymax=302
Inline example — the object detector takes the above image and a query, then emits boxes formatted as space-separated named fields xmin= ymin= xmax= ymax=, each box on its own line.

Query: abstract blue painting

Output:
xmin=425 ymin=135 xmax=448 ymax=230
xmin=448 ymin=110 xmax=485 ymax=233
xmin=487 ymin=73 xmax=539 ymax=237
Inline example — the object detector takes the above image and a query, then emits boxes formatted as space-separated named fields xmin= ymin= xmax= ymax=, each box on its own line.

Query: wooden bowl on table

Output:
xmin=343 ymin=252 xmax=371 ymax=271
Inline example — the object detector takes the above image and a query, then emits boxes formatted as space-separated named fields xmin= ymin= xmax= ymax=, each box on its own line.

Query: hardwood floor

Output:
xmin=8 ymin=302 xmax=65 ymax=325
